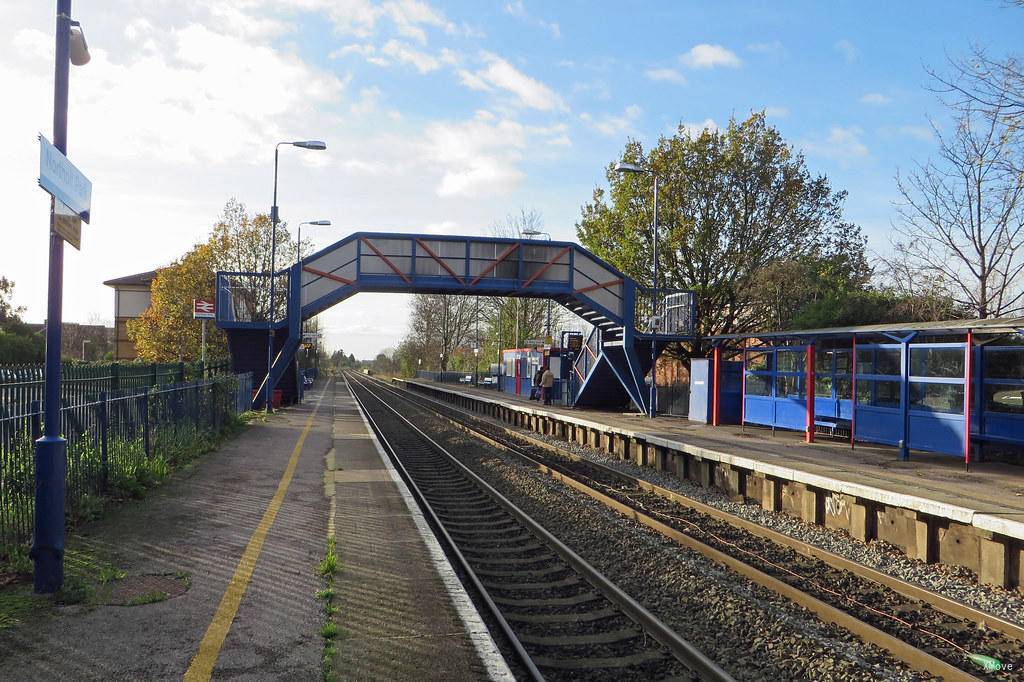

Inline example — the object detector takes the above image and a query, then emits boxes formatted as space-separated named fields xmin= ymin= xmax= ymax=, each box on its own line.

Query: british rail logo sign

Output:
xmin=193 ymin=299 xmax=216 ymax=319
xmin=38 ymin=134 xmax=92 ymax=223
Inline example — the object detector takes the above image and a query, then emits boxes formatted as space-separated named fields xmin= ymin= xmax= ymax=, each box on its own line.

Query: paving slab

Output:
xmin=328 ymin=378 xmax=510 ymax=682
xmin=0 ymin=382 xmax=335 ymax=680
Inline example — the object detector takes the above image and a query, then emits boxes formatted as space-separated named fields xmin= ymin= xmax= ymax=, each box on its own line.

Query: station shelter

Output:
xmin=703 ymin=318 xmax=1024 ymax=463
xmin=499 ymin=346 xmax=573 ymax=403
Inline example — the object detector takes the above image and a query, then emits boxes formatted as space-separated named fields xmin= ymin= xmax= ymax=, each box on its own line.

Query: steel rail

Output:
xmin=385 ymin=376 xmax=1024 ymax=644
xmin=374 ymin=376 xmax=991 ymax=682
xmin=346 ymin=378 xmax=543 ymax=682
xmin=349 ymin=372 xmax=733 ymax=682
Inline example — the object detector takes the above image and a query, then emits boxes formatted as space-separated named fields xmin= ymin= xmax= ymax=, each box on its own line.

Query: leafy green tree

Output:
xmin=577 ymin=112 xmax=867 ymax=358
xmin=0 ymin=278 xmax=44 ymax=363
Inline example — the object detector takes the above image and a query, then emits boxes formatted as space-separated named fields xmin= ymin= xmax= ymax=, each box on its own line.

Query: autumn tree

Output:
xmin=127 ymin=241 xmax=228 ymax=362
xmin=577 ymin=112 xmax=867 ymax=357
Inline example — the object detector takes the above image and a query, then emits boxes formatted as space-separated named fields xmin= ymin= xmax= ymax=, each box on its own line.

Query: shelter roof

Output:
xmin=103 ymin=270 xmax=157 ymax=287
xmin=711 ymin=316 xmax=1024 ymax=342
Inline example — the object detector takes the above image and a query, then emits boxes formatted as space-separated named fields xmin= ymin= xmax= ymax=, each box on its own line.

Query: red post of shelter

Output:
xmin=805 ymin=342 xmax=815 ymax=443
xmin=850 ymin=335 xmax=857 ymax=449
xmin=711 ymin=345 xmax=722 ymax=426
xmin=964 ymin=329 xmax=973 ymax=470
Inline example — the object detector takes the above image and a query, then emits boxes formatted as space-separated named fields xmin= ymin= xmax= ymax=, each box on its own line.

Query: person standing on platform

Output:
xmin=541 ymin=365 xmax=554 ymax=405
xmin=529 ymin=365 xmax=543 ymax=400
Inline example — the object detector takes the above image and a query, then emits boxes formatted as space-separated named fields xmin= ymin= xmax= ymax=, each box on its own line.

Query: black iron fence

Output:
xmin=0 ymin=372 xmax=250 ymax=548
xmin=0 ymin=360 xmax=231 ymax=417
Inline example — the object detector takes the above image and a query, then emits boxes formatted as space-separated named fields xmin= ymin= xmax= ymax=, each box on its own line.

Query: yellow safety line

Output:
xmin=184 ymin=380 xmax=330 ymax=681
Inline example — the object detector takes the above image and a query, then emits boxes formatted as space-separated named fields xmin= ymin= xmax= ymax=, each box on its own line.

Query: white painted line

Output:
xmin=344 ymin=376 xmax=516 ymax=682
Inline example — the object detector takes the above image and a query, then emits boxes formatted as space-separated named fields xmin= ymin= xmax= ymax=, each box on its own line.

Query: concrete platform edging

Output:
xmin=348 ymin=378 xmax=515 ymax=681
xmin=399 ymin=379 xmax=1024 ymax=590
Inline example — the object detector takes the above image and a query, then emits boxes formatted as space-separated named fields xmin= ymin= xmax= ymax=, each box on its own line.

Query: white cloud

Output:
xmin=747 ymin=40 xmax=783 ymax=55
xmin=426 ymin=113 xmax=528 ymax=197
xmin=899 ymin=124 xmax=934 ymax=142
xmin=679 ymin=118 xmax=719 ymax=137
xmin=680 ymin=44 xmax=741 ymax=69
xmin=580 ymin=105 xmax=642 ymax=137
xmin=645 ymin=68 xmax=686 ymax=85
xmin=860 ymin=92 xmax=890 ymax=105
xmin=503 ymin=0 xmax=561 ymax=38
xmin=458 ymin=53 xmax=567 ymax=111
xmin=351 ymin=86 xmax=382 ymax=115
xmin=835 ymin=39 xmax=859 ymax=63
xmin=801 ymin=126 xmax=869 ymax=162
xmin=381 ymin=39 xmax=441 ymax=72
xmin=764 ymin=106 xmax=789 ymax=118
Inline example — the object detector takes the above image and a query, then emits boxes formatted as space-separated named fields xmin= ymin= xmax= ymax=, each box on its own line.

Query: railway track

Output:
xmin=346 ymin=374 xmax=732 ymax=682
xmin=363 ymin=374 xmax=1024 ymax=682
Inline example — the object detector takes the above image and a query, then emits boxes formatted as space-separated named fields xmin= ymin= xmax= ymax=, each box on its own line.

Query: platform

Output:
xmin=399 ymin=379 xmax=1024 ymax=591
xmin=328 ymin=378 xmax=512 ymax=681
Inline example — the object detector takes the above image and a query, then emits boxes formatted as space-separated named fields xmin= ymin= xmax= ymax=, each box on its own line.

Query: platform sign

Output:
xmin=52 ymin=200 xmax=82 ymax=250
xmin=38 ymin=134 xmax=92 ymax=223
xmin=523 ymin=338 xmax=544 ymax=349
xmin=193 ymin=298 xmax=216 ymax=319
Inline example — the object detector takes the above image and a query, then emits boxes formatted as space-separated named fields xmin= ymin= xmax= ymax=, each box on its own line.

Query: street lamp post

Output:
xmin=265 ymin=140 xmax=326 ymax=414
xmin=297 ymin=219 xmax=331 ymax=271
xmin=34 ymin=0 xmax=90 ymax=594
xmin=615 ymin=161 xmax=659 ymax=419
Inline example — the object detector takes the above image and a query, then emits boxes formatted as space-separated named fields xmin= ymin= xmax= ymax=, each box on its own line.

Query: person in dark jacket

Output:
xmin=529 ymin=366 xmax=543 ymax=400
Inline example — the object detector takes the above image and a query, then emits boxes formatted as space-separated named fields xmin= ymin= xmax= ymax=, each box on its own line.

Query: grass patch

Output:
xmin=0 ymin=587 xmax=39 ymax=629
xmin=98 ymin=565 xmax=127 ymax=584
xmin=56 ymin=574 xmax=93 ymax=605
xmin=317 ymin=538 xmax=338 ymax=577
xmin=1 ymin=544 xmax=32 ymax=578
xmin=317 ymin=537 xmax=341 ymax=681
xmin=126 ymin=590 xmax=168 ymax=606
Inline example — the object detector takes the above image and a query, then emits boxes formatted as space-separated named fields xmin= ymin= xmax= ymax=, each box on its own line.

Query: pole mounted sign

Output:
xmin=193 ymin=298 xmax=216 ymax=319
xmin=38 ymin=134 xmax=91 ymax=249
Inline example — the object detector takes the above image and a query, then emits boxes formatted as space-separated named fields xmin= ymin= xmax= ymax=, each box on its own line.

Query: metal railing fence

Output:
xmin=0 ymin=359 xmax=230 ymax=416
xmin=0 ymin=372 xmax=248 ymax=548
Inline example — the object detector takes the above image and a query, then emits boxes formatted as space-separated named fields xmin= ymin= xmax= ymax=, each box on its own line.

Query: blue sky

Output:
xmin=3 ymin=1 xmax=1023 ymax=357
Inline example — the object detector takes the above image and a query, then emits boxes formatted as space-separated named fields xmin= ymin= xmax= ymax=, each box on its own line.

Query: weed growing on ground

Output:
xmin=317 ymin=538 xmax=338 ymax=577
xmin=126 ymin=590 xmax=168 ymax=606
xmin=97 ymin=565 xmax=127 ymax=584
xmin=76 ymin=494 xmax=105 ymax=522
xmin=1 ymin=544 xmax=32 ymax=578
xmin=0 ymin=587 xmax=38 ymax=629
xmin=56 ymin=575 xmax=93 ymax=605
xmin=317 ymin=537 xmax=341 ymax=681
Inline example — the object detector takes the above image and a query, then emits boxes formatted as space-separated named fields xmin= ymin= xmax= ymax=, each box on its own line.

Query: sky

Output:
xmin=2 ymin=1 xmax=1023 ymax=359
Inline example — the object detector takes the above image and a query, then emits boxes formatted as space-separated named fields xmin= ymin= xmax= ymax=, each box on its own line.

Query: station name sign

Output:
xmin=38 ymin=134 xmax=92 ymax=223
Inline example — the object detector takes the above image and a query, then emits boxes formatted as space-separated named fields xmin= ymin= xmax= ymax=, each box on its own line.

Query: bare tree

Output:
xmin=409 ymin=294 xmax=476 ymax=371
xmin=893 ymin=99 xmax=1024 ymax=318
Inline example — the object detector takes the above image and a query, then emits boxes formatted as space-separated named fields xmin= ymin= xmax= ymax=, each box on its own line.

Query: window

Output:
xmin=777 ymin=350 xmax=803 ymax=373
xmin=985 ymin=349 xmax=1024 ymax=380
xmin=910 ymin=347 xmax=964 ymax=378
xmin=834 ymin=350 xmax=852 ymax=374
xmin=856 ymin=379 xmax=901 ymax=408
xmin=776 ymin=375 xmax=804 ymax=398
xmin=746 ymin=351 xmax=772 ymax=372
xmin=815 ymin=350 xmax=835 ymax=374
xmin=909 ymin=382 xmax=964 ymax=414
xmin=836 ymin=376 xmax=852 ymax=400
xmin=857 ymin=348 xmax=901 ymax=376
xmin=984 ymin=384 xmax=1024 ymax=414
xmin=745 ymin=374 xmax=772 ymax=396
xmin=814 ymin=376 xmax=833 ymax=398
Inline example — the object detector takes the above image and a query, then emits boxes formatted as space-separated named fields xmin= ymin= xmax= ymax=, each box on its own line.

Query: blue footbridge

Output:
xmin=215 ymin=232 xmax=695 ymax=412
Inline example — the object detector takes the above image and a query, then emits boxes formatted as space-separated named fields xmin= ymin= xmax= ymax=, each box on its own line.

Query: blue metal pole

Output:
xmin=650 ymin=174 xmax=659 ymax=418
xmin=265 ymin=145 xmax=280 ymax=413
xmin=32 ymin=0 xmax=72 ymax=594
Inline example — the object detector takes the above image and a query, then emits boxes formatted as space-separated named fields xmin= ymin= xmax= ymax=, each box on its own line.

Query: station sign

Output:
xmin=53 ymin=200 xmax=82 ymax=250
xmin=193 ymin=298 xmax=216 ymax=319
xmin=38 ymin=134 xmax=92 ymax=223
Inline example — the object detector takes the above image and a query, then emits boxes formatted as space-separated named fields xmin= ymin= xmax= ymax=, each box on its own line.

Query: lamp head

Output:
xmin=292 ymin=140 xmax=327 ymax=150
xmin=69 ymin=21 xmax=90 ymax=66
xmin=521 ymin=228 xmax=542 ymax=237
xmin=310 ymin=220 xmax=331 ymax=226
xmin=614 ymin=161 xmax=646 ymax=174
